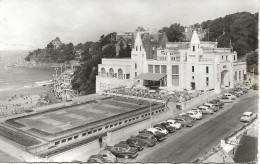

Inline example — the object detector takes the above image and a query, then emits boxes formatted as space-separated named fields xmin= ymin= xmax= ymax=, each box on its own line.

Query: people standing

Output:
xmin=98 ymin=136 xmax=103 ymax=148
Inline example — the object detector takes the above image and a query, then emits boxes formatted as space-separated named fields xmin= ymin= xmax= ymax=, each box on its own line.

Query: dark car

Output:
xmin=158 ymin=123 xmax=176 ymax=133
xmin=228 ymin=91 xmax=240 ymax=97
xmin=108 ymin=143 xmax=138 ymax=159
xmin=252 ymin=83 xmax=258 ymax=90
xmin=119 ymin=138 xmax=145 ymax=151
xmin=209 ymin=99 xmax=224 ymax=108
xmin=131 ymin=133 xmax=156 ymax=147
xmin=174 ymin=116 xmax=194 ymax=127
xmin=139 ymin=129 xmax=166 ymax=141
xmin=87 ymin=155 xmax=108 ymax=162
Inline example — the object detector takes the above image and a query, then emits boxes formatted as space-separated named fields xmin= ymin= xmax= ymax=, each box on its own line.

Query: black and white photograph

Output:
xmin=0 ymin=0 xmax=258 ymax=163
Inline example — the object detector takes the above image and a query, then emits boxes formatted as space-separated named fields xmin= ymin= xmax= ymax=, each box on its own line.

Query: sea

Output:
xmin=0 ymin=50 xmax=57 ymax=92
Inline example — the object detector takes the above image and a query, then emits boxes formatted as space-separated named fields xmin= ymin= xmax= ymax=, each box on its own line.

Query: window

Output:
xmin=108 ymin=68 xmax=114 ymax=78
xmin=136 ymin=46 xmax=138 ymax=51
xmin=226 ymin=56 xmax=228 ymax=60
xmin=125 ymin=120 xmax=128 ymax=123
xmin=105 ymin=126 xmax=109 ymax=129
xmin=136 ymin=116 xmax=139 ymax=119
xmin=222 ymin=56 xmax=223 ymax=60
xmin=82 ymin=133 xmax=87 ymax=136
xmin=192 ymin=76 xmax=194 ymax=80
xmin=206 ymin=66 xmax=209 ymax=74
xmin=161 ymin=65 xmax=167 ymax=74
xmin=93 ymin=129 xmax=97 ymax=133
xmin=135 ymin=72 xmax=137 ymax=77
xmin=172 ymin=75 xmax=179 ymax=86
xmin=98 ymin=128 xmax=102 ymax=131
xmin=239 ymin=71 xmax=241 ymax=79
xmin=126 ymin=74 xmax=130 ymax=79
xmin=118 ymin=69 xmax=123 ymax=79
xmin=101 ymin=68 xmax=106 ymax=77
xmin=192 ymin=66 xmax=194 ymax=73
xmin=88 ymin=131 xmax=92 ymax=134
xmin=148 ymin=65 xmax=153 ymax=73
xmin=74 ymin=135 xmax=78 ymax=139
xmin=68 ymin=137 xmax=72 ymax=141
xmin=114 ymin=123 xmax=118 ymax=126
xmin=234 ymin=71 xmax=237 ymax=80
xmin=135 ymin=63 xmax=137 ymax=69
xmin=129 ymin=119 xmax=132 ymax=121
xmin=110 ymin=125 xmax=113 ymax=128
xmin=172 ymin=65 xmax=179 ymax=74
xmin=133 ymin=118 xmax=135 ymax=120
xmin=234 ymin=55 xmax=235 ymax=61
xmin=140 ymin=46 xmax=142 ymax=51
xmin=55 ymin=141 xmax=60 ymax=145
xmin=206 ymin=77 xmax=209 ymax=86
xmin=155 ymin=65 xmax=160 ymax=73
xmin=141 ymin=115 xmax=144 ymax=117
xmin=119 ymin=122 xmax=122 ymax=125
xmin=61 ymin=139 xmax=66 ymax=143
xmin=193 ymin=46 xmax=195 ymax=51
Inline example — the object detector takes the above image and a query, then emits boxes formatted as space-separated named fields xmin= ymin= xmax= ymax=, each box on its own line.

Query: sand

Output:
xmin=0 ymin=86 xmax=50 ymax=117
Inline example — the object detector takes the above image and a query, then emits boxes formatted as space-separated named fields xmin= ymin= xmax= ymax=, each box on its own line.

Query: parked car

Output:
xmin=131 ymin=133 xmax=156 ymax=147
xmin=165 ymin=119 xmax=182 ymax=129
xmin=173 ymin=116 xmax=194 ymax=127
xmin=87 ymin=155 xmax=108 ymax=162
xmin=228 ymin=91 xmax=240 ymax=97
xmin=179 ymin=113 xmax=197 ymax=122
xmin=98 ymin=149 xmax=117 ymax=162
xmin=240 ymin=112 xmax=257 ymax=122
xmin=218 ymin=96 xmax=233 ymax=103
xmin=223 ymin=93 xmax=236 ymax=100
xmin=154 ymin=124 xmax=171 ymax=134
xmin=119 ymin=138 xmax=146 ymax=151
xmin=159 ymin=122 xmax=176 ymax=133
xmin=203 ymin=103 xmax=219 ymax=112
xmin=139 ymin=128 xmax=166 ymax=141
xmin=208 ymin=99 xmax=224 ymax=108
xmin=186 ymin=110 xmax=202 ymax=120
xmin=108 ymin=143 xmax=138 ymax=159
xmin=231 ymin=88 xmax=244 ymax=95
xmin=252 ymin=83 xmax=258 ymax=90
xmin=197 ymin=106 xmax=214 ymax=114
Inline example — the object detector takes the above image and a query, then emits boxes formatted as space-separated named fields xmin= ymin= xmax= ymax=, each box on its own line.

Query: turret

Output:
xmin=190 ymin=31 xmax=200 ymax=53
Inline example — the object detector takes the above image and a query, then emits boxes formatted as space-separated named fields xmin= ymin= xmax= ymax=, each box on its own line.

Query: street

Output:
xmin=122 ymin=90 xmax=258 ymax=162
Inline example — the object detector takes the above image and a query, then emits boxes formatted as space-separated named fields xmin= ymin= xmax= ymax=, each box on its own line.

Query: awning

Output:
xmin=135 ymin=73 xmax=166 ymax=81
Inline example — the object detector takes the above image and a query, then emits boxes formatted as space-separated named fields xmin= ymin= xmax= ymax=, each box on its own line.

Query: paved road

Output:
xmin=123 ymin=90 xmax=258 ymax=163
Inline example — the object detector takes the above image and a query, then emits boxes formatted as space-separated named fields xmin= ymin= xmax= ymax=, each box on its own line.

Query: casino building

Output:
xmin=96 ymin=31 xmax=246 ymax=93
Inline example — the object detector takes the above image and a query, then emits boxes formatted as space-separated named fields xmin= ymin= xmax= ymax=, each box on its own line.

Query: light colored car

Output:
xmin=223 ymin=93 xmax=236 ymax=100
xmin=165 ymin=119 xmax=182 ymax=129
xmin=98 ymin=149 xmax=117 ymax=162
xmin=197 ymin=106 xmax=214 ymax=114
xmin=186 ymin=110 xmax=202 ymax=120
xmin=218 ymin=96 xmax=233 ymax=103
xmin=152 ymin=126 xmax=168 ymax=135
xmin=240 ymin=112 xmax=257 ymax=122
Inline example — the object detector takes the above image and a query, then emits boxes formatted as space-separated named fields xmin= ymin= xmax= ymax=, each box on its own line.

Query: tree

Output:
xmin=159 ymin=23 xmax=185 ymax=42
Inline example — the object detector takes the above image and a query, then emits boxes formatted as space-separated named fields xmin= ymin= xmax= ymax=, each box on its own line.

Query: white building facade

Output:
xmin=96 ymin=31 xmax=246 ymax=93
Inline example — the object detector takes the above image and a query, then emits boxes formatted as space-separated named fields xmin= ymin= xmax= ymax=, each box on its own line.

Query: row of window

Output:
xmin=100 ymin=68 xmax=130 ymax=79
xmin=221 ymin=55 xmax=236 ymax=61
xmin=53 ymin=108 xmax=165 ymax=147
xmin=234 ymin=70 xmax=244 ymax=80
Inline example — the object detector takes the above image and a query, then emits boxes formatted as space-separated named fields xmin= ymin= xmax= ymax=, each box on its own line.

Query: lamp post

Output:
xmin=150 ymin=100 xmax=152 ymax=127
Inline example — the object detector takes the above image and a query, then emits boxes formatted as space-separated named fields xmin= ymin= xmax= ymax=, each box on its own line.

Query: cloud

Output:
xmin=0 ymin=0 xmax=257 ymax=50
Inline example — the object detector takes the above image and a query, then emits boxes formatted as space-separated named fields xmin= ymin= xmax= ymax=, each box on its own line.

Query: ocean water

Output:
xmin=0 ymin=50 xmax=58 ymax=91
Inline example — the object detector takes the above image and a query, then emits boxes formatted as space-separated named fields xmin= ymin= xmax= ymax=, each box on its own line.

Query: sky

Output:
xmin=0 ymin=0 xmax=258 ymax=50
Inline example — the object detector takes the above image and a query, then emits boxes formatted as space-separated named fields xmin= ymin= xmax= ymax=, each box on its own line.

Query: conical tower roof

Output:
xmin=190 ymin=31 xmax=200 ymax=44
xmin=135 ymin=32 xmax=143 ymax=46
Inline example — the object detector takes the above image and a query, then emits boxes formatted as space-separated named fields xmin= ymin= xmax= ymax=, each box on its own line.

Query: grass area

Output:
xmin=0 ymin=126 xmax=41 ymax=147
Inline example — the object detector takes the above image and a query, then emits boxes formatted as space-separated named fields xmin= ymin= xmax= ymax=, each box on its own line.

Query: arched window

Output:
xmin=118 ymin=69 xmax=123 ymax=79
xmin=109 ymin=68 xmax=114 ymax=78
xmin=101 ymin=68 xmax=106 ymax=77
